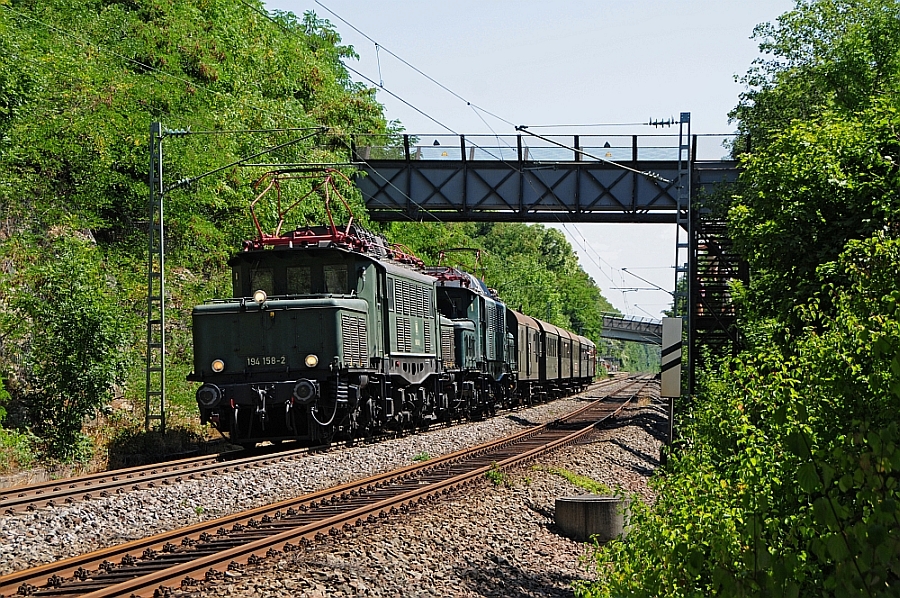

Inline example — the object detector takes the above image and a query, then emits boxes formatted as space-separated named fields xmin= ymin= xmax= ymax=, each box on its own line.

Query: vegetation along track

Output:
xmin=0 ymin=375 xmax=636 ymax=515
xmin=0 ymin=374 xmax=654 ymax=597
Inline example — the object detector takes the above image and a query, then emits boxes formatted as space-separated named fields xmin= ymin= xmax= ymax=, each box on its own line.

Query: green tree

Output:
xmin=578 ymin=2 xmax=900 ymax=596
xmin=0 ymin=0 xmax=394 ymax=452
xmin=730 ymin=104 xmax=900 ymax=327
xmin=579 ymin=234 xmax=900 ymax=598
xmin=0 ymin=0 xmax=390 ymax=269
xmin=8 ymin=236 xmax=128 ymax=461
xmin=731 ymin=0 xmax=900 ymax=150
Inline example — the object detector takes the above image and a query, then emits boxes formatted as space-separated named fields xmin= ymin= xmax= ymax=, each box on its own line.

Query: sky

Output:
xmin=265 ymin=0 xmax=796 ymax=319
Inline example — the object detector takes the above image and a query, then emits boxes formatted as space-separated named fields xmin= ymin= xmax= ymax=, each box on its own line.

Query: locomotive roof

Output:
xmin=231 ymin=226 xmax=435 ymax=285
xmin=423 ymin=266 xmax=499 ymax=302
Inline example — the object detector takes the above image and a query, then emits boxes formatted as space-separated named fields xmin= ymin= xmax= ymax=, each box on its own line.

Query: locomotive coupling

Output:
xmin=196 ymin=384 xmax=222 ymax=408
xmin=292 ymin=379 xmax=318 ymax=405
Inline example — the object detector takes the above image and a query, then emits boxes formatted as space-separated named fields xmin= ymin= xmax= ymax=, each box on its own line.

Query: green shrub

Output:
xmin=9 ymin=236 xmax=128 ymax=462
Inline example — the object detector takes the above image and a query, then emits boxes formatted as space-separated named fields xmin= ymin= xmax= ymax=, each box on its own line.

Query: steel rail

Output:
xmin=0 ymin=449 xmax=305 ymax=515
xmin=0 ymin=378 xmax=634 ymax=595
xmin=84 ymin=380 xmax=649 ymax=598
xmin=0 ymin=376 xmax=653 ymax=597
xmin=0 ymin=376 xmax=631 ymax=514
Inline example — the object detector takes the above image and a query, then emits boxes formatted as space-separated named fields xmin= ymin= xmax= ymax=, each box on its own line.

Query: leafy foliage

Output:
xmin=579 ymin=236 xmax=900 ymax=597
xmin=731 ymin=0 xmax=900 ymax=150
xmin=0 ymin=0 xmax=393 ymax=459
xmin=5 ymin=236 xmax=128 ymax=461
xmin=0 ymin=0 xmax=623 ymax=466
xmin=578 ymin=1 xmax=900 ymax=596
xmin=485 ymin=462 xmax=510 ymax=487
xmin=730 ymin=102 xmax=900 ymax=326
xmin=0 ymin=0 xmax=391 ymax=264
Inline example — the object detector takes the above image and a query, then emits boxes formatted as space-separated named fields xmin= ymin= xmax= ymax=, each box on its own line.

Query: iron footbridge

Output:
xmin=353 ymin=132 xmax=738 ymax=224
xmin=601 ymin=315 xmax=662 ymax=344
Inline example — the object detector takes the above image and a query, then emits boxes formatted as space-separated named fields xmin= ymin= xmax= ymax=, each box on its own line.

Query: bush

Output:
xmin=575 ymin=234 xmax=900 ymax=597
xmin=8 ymin=236 xmax=128 ymax=462
xmin=0 ymin=376 xmax=38 ymax=471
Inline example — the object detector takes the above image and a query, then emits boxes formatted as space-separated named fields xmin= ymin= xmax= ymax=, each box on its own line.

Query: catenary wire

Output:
xmin=314 ymin=0 xmax=516 ymax=128
xmin=10 ymin=1 xmax=664 ymax=316
xmin=296 ymin=6 xmax=660 ymax=319
xmin=234 ymin=1 xmax=456 ymax=224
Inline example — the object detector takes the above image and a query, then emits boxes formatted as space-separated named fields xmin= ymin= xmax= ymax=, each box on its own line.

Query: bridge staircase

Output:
xmin=689 ymin=217 xmax=748 ymax=385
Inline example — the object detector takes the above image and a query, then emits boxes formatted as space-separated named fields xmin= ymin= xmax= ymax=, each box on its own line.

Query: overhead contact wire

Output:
xmin=314 ymin=0 xmax=516 ymax=128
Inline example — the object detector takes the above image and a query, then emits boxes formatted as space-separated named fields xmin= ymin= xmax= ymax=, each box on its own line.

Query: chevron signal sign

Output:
xmin=661 ymin=317 xmax=682 ymax=398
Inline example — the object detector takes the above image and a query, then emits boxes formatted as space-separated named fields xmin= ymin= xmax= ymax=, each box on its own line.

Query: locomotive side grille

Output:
xmin=342 ymin=314 xmax=369 ymax=367
xmin=386 ymin=278 xmax=395 ymax=312
xmin=486 ymin=303 xmax=496 ymax=360
xmin=397 ymin=317 xmax=411 ymax=352
xmin=400 ymin=280 xmax=411 ymax=316
xmin=393 ymin=280 xmax=431 ymax=319
xmin=424 ymin=323 xmax=432 ymax=354
xmin=424 ymin=289 xmax=433 ymax=318
xmin=493 ymin=304 xmax=504 ymax=360
xmin=441 ymin=326 xmax=454 ymax=368
xmin=417 ymin=286 xmax=426 ymax=318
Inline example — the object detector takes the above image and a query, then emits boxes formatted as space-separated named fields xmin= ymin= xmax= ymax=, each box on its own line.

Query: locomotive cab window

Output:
xmin=286 ymin=266 xmax=312 ymax=295
xmin=437 ymin=288 xmax=474 ymax=320
xmin=249 ymin=266 xmax=274 ymax=296
xmin=324 ymin=264 xmax=348 ymax=294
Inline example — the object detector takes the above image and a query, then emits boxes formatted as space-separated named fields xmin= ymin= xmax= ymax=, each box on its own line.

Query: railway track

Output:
xmin=0 ymin=375 xmax=655 ymax=597
xmin=0 ymin=375 xmax=637 ymax=515
xmin=0 ymin=448 xmax=294 ymax=515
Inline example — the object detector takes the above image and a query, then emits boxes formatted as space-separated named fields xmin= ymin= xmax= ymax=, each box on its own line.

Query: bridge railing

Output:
xmin=602 ymin=313 xmax=662 ymax=324
xmin=352 ymin=133 xmax=737 ymax=163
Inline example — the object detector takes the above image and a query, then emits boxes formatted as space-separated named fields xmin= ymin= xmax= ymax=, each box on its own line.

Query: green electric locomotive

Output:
xmin=188 ymin=171 xmax=595 ymax=447
xmin=189 ymin=224 xmax=454 ymax=447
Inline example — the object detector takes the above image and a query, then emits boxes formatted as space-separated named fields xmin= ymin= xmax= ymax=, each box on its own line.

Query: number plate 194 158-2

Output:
xmin=246 ymin=355 xmax=286 ymax=367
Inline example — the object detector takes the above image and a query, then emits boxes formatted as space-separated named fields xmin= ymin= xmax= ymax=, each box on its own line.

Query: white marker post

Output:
xmin=660 ymin=317 xmax=683 ymax=449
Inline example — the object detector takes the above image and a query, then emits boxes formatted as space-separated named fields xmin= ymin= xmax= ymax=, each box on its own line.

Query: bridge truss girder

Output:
xmin=357 ymin=159 xmax=736 ymax=224
xmin=354 ymin=137 xmax=741 ymax=395
xmin=358 ymin=159 xmax=682 ymax=223
xmin=600 ymin=316 xmax=663 ymax=345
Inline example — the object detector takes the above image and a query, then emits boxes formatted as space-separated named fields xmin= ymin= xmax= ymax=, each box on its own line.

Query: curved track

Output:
xmin=0 ymin=375 xmax=637 ymax=515
xmin=0 ymin=375 xmax=655 ymax=597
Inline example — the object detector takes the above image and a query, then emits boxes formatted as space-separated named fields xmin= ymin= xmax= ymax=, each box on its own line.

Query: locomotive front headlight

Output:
xmin=304 ymin=354 xmax=319 ymax=368
xmin=211 ymin=359 xmax=225 ymax=373
xmin=253 ymin=289 xmax=267 ymax=305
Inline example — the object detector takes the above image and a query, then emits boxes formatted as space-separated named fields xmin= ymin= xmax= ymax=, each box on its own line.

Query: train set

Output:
xmin=188 ymin=175 xmax=597 ymax=447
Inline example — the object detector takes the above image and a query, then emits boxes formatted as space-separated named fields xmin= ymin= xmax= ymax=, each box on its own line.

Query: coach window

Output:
xmin=249 ymin=265 xmax=274 ymax=296
xmin=286 ymin=266 xmax=311 ymax=295
xmin=324 ymin=264 xmax=348 ymax=294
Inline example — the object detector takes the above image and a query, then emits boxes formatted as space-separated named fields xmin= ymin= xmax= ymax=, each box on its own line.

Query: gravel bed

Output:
xmin=184 ymin=400 xmax=667 ymax=597
xmin=0 ymin=394 xmax=600 ymax=575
